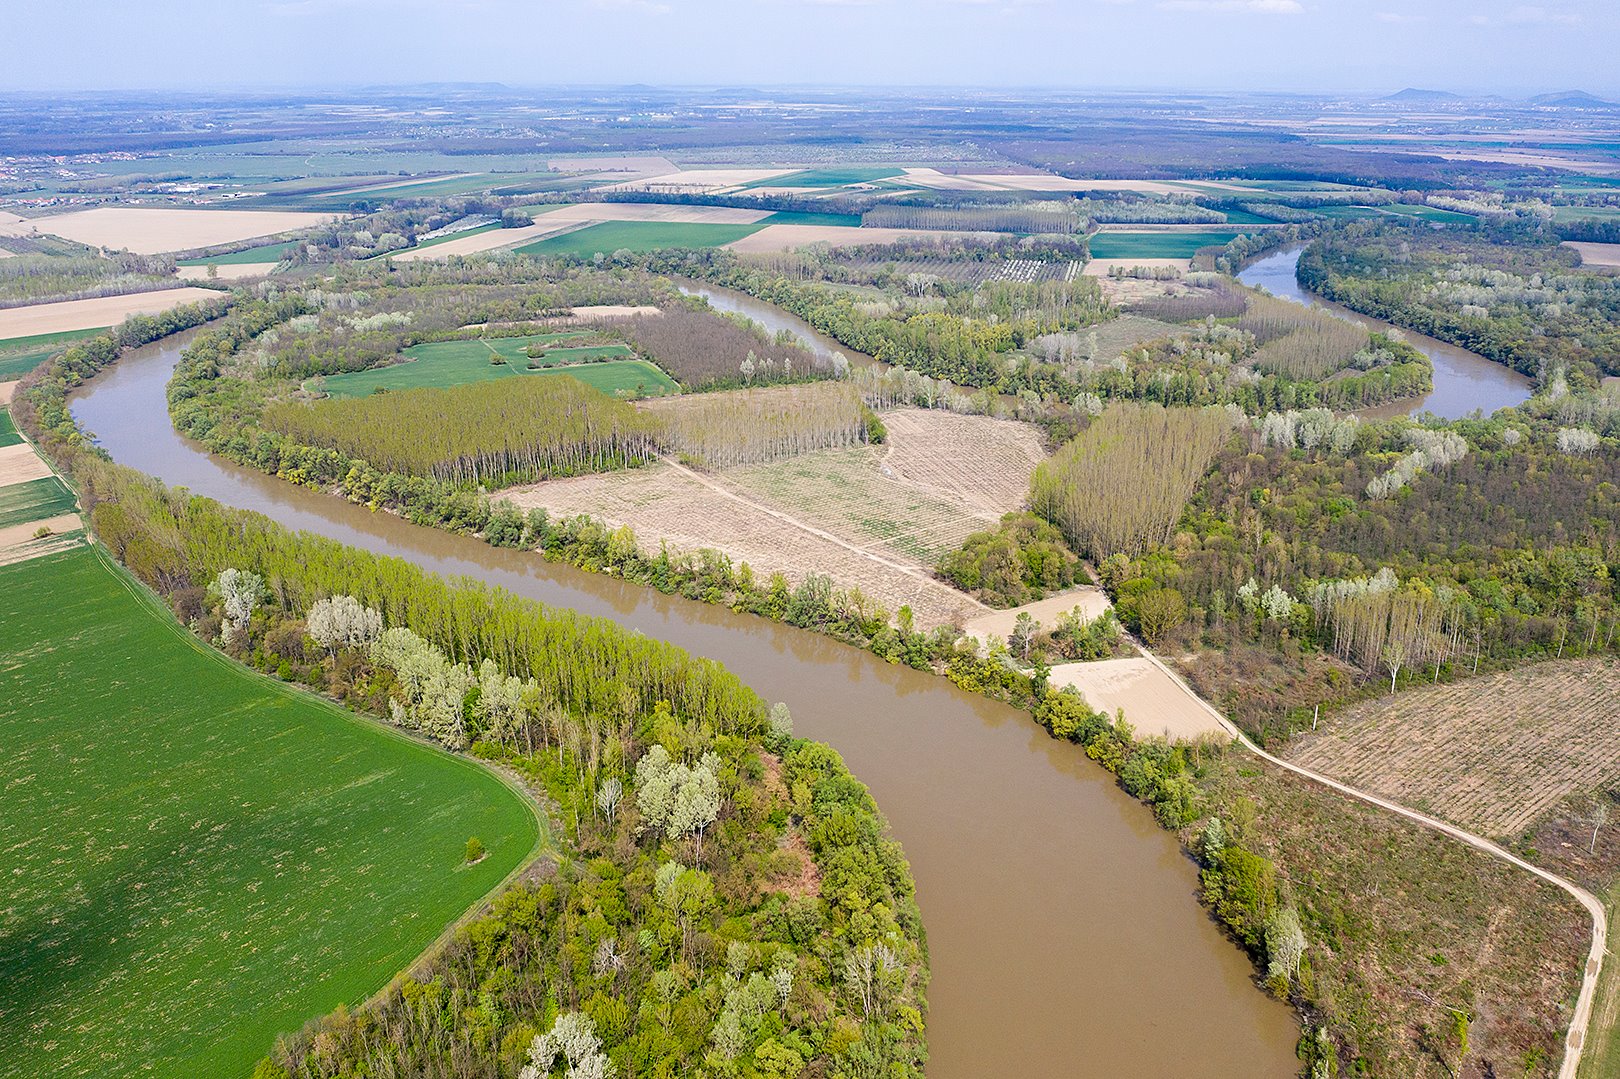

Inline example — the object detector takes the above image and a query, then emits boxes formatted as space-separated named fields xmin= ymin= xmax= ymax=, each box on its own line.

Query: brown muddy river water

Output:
xmin=71 ymin=329 xmax=1298 ymax=1077
xmin=1238 ymin=245 xmax=1532 ymax=420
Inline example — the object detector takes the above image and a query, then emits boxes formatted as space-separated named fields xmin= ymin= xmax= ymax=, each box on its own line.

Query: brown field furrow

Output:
xmin=1287 ymin=659 xmax=1620 ymax=837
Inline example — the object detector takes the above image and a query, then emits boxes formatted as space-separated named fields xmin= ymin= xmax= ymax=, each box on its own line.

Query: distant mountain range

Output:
xmin=1380 ymin=87 xmax=1617 ymax=108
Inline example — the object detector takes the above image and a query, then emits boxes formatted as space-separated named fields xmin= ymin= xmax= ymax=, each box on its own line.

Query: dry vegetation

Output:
xmin=1032 ymin=403 xmax=1237 ymax=562
xmin=1288 ymin=659 xmax=1620 ymax=838
xmin=641 ymin=381 xmax=865 ymax=467
xmin=877 ymin=408 xmax=1045 ymax=516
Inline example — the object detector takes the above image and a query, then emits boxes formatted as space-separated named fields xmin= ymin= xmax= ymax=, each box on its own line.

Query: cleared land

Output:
xmin=1087 ymin=231 xmax=1243 ymax=259
xmin=517 ymin=220 xmax=766 ymax=257
xmin=8 ymin=208 xmax=338 ymax=255
xmin=0 ymin=546 xmax=540 ymax=1078
xmin=0 ymin=289 xmax=221 ymax=340
xmin=177 ymin=262 xmax=277 ymax=281
xmin=315 ymin=334 xmax=674 ymax=399
xmin=961 ymin=589 xmax=1112 ymax=648
xmin=1568 ymin=241 xmax=1620 ymax=268
xmin=1083 ymin=257 xmax=1192 ymax=276
xmin=508 ymin=407 xmax=1044 ymax=627
xmin=1288 ymin=659 xmax=1620 ymax=838
xmin=1048 ymin=658 xmax=1227 ymax=741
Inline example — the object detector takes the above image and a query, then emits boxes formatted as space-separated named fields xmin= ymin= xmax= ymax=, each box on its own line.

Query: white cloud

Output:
xmin=1157 ymin=0 xmax=1302 ymax=12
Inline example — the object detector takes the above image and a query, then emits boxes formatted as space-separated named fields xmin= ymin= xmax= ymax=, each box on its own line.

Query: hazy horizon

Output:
xmin=6 ymin=0 xmax=1616 ymax=98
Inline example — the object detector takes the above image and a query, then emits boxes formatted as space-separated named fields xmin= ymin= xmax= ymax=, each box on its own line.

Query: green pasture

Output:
xmin=760 ymin=210 xmax=865 ymax=227
xmin=0 ymin=408 xmax=19 ymax=448
xmin=177 ymin=241 xmax=300 ymax=267
xmin=1379 ymin=204 xmax=1477 ymax=223
xmin=1087 ymin=230 xmax=1243 ymax=259
xmin=0 ymin=546 xmax=541 ymax=1079
xmin=317 ymin=334 xmax=675 ymax=398
xmin=514 ymin=219 xmax=766 ymax=257
xmin=0 ymin=327 xmax=106 ymax=379
xmin=741 ymin=167 xmax=904 ymax=189
xmin=0 ymin=476 xmax=76 ymax=527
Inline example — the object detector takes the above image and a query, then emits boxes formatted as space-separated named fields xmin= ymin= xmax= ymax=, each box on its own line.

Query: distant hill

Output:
xmin=1382 ymin=88 xmax=1464 ymax=103
xmin=1527 ymin=90 xmax=1618 ymax=108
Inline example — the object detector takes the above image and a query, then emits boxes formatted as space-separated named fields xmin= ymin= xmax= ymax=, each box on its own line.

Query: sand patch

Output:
xmin=1048 ymin=658 xmax=1227 ymax=741
xmin=16 ymin=208 xmax=339 ymax=255
xmin=726 ymin=224 xmax=997 ymax=253
xmin=540 ymin=203 xmax=773 ymax=225
xmin=1566 ymin=241 xmax=1620 ymax=268
xmin=0 ymin=382 xmax=15 ymax=406
xmin=601 ymin=169 xmax=797 ymax=193
xmin=0 ymin=442 xmax=53 ymax=486
xmin=389 ymin=219 xmax=581 ymax=262
xmin=0 ymin=288 xmax=222 ymax=340
xmin=1082 ymin=258 xmax=1192 ymax=277
xmin=177 ymin=263 xmax=277 ymax=281
xmin=962 ymin=589 xmax=1112 ymax=650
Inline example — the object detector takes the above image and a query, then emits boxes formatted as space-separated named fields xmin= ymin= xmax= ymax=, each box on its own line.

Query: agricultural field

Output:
xmin=838 ymin=255 xmax=1078 ymax=286
xmin=0 ymin=289 xmax=222 ymax=341
xmin=313 ymin=333 xmax=673 ymax=399
xmin=1568 ymin=241 xmax=1620 ymax=268
xmin=5 ymin=208 xmax=339 ymax=255
xmin=1377 ymin=204 xmax=1477 ymax=223
xmin=508 ymin=406 xmax=1045 ymax=627
xmin=0 ymin=546 xmax=541 ymax=1078
xmin=515 ymin=220 xmax=766 ymax=257
xmin=0 ymin=327 xmax=103 ymax=380
xmin=176 ymin=240 xmax=301 ymax=266
xmin=739 ymin=166 xmax=904 ymax=189
xmin=1288 ymin=659 xmax=1620 ymax=838
xmin=318 ymin=172 xmax=556 ymax=201
xmin=1087 ymin=231 xmax=1244 ymax=259
xmin=0 ymin=425 xmax=80 ymax=565
xmin=1048 ymin=658 xmax=1227 ymax=742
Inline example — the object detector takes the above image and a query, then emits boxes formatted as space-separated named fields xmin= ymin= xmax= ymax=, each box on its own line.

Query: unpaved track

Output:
xmin=659 ymin=454 xmax=988 ymax=613
xmin=1132 ymin=646 xmax=1607 ymax=1079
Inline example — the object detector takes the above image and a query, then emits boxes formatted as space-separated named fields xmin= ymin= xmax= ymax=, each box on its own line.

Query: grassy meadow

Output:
xmin=1087 ymin=230 xmax=1244 ymax=259
xmin=317 ymin=334 xmax=677 ymax=398
xmin=0 ymin=327 xmax=107 ymax=380
xmin=177 ymin=240 xmax=300 ymax=267
xmin=0 ymin=546 xmax=542 ymax=1079
xmin=515 ymin=219 xmax=766 ymax=257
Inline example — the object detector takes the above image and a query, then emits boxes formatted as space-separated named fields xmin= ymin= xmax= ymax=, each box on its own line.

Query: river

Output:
xmin=1238 ymin=246 xmax=1532 ymax=419
xmin=70 ymin=331 xmax=1299 ymax=1077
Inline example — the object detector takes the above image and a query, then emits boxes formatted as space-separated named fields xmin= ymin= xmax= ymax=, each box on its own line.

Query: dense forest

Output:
xmin=1300 ymin=219 xmax=1620 ymax=383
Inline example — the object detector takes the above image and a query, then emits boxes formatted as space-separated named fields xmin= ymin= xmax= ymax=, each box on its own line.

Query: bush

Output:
xmin=464 ymin=836 xmax=486 ymax=864
xmin=935 ymin=512 xmax=1079 ymax=607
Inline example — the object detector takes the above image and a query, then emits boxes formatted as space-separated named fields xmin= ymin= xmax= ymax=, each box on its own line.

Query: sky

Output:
xmin=4 ymin=0 xmax=1616 ymax=96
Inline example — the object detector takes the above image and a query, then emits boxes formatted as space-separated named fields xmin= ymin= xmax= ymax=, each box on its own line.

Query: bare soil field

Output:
xmin=961 ymin=589 xmax=1111 ymax=648
xmin=539 ymin=203 xmax=773 ymax=225
xmin=0 ymin=512 xmax=83 ymax=567
xmin=563 ymin=304 xmax=662 ymax=319
xmin=506 ymin=408 xmax=1044 ymax=627
xmin=176 ymin=263 xmax=277 ymax=281
xmin=1048 ymin=658 xmax=1227 ymax=741
xmin=602 ymin=169 xmax=797 ymax=192
xmin=877 ymin=409 xmax=1044 ymax=517
xmin=1082 ymin=257 xmax=1192 ymax=276
xmin=726 ymin=224 xmax=997 ymax=254
xmin=12 ymin=208 xmax=339 ymax=255
xmin=898 ymin=168 xmax=1011 ymax=192
xmin=1287 ymin=658 xmax=1620 ymax=837
xmin=1567 ymin=241 xmax=1620 ymax=268
xmin=507 ymin=458 xmax=982 ymax=627
xmin=0 ymin=288 xmax=221 ymax=340
xmin=0 ymin=442 xmax=53 ymax=486
xmin=0 ymin=382 xmax=16 ymax=406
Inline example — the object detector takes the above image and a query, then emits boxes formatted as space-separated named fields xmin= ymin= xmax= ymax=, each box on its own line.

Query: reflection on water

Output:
xmin=70 ymin=331 xmax=1299 ymax=1078
xmin=1238 ymin=246 xmax=1532 ymax=419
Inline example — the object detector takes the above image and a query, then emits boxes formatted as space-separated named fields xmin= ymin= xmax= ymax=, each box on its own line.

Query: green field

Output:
xmin=515 ymin=219 xmax=766 ymax=257
xmin=741 ymin=167 xmax=903 ymax=189
xmin=760 ymin=210 xmax=865 ymax=227
xmin=1087 ymin=230 xmax=1244 ymax=259
xmin=0 ymin=475 xmax=76 ymax=527
xmin=0 ymin=408 xmax=19 ymax=448
xmin=322 ymin=172 xmax=555 ymax=202
xmin=177 ymin=240 xmax=300 ymax=267
xmin=317 ymin=334 xmax=676 ymax=398
xmin=0 ymin=327 xmax=106 ymax=379
xmin=0 ymin=546 xmax=541 ymax=1079
xmin=1309 ymin=205 xmax=1392 ymax=220
xmin=1554 ymin=204 xmax=1620 ymax=223
xmin=1219 ymin=208 xmax=1281 ymax=225
xmin=1379 ymin=204 xmax=1477 ymax=223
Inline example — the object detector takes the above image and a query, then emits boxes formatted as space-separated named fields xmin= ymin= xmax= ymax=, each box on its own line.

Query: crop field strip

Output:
xmin=514 ymin=219 xmax=768 ymax=257
xmin=1287 ymin=658 xmax=1620 ymax=838
xmin=1086 ymin=230 xmax=1245 ymax=260
xmin=0 ymin=546 xmax=542 ymax=1079
xmin=176 ymin=240 xmax=301 ymax=267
